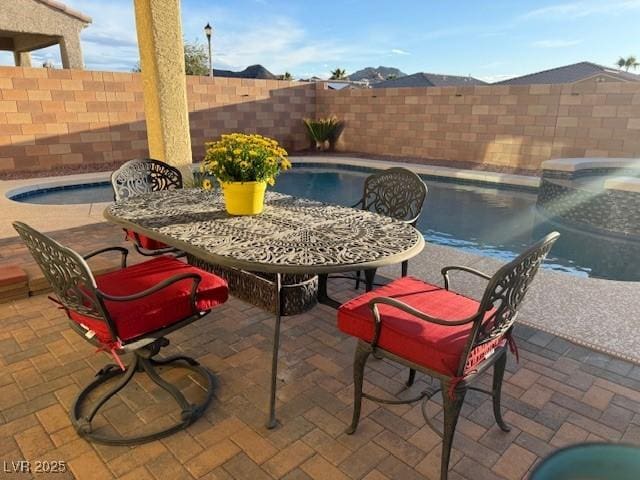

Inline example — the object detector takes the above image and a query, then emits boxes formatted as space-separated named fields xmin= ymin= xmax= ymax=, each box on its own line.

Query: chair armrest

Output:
xmin=441 ymin=265 xmax=491 ymax=290
xmin=367 ymin=296 xmax=476 ymax=349
xmin=98 ymin=272 xmax=202 ymax=313
xmin=83 ymin=246 xmax=129 ymax=269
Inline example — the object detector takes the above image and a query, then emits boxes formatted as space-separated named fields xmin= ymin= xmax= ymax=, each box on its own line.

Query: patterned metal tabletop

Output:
xmin=104 ymin=189 xmax=425 ymax=274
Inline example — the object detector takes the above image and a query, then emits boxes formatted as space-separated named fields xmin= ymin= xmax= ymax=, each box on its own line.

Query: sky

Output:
xmin=1 ymin=0 xmax=639 ymax=81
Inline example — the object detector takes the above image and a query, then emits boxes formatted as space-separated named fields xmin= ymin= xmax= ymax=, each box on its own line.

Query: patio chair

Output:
xmin=338 ymin=232 xmax=559 ymax=480
xmin=350 ymin=167 xmax=427 ymax=290
xmin=13 ymin=221 xmax=229 ymax=445
xmin=111 ymin=158 xmax=183 ymax=256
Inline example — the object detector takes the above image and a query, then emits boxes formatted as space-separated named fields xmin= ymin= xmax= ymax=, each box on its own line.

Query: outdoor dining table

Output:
xmin=104 ymin=188 xmax=425 ymax=428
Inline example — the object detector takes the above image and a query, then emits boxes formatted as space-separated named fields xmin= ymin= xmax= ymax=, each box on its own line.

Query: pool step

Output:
xmin=0 ymin=265 xmax=29 ymax=303
xmin=1 ymin=257 xmax=126 ymax=303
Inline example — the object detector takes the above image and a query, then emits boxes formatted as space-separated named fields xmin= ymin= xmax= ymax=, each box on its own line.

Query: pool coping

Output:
xmin=294 ymin=156 xmax=541 ymax=190
xmin=0 ymin=156 xmax=541 ymax=240
xmin=0 ymin=170 xmax=113 ymax=240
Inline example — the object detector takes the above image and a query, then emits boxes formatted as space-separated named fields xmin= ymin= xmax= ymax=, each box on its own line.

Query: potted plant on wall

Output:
xmin=202 ymin=133 xmax=291 ymax=215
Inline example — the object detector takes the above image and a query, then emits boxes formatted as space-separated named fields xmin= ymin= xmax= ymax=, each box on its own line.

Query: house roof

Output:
xmin=35 ymin=0 xmax=92 ymax=23
xmin=497 ymin=61 xmax=640 ymax=85
xmin=213 ymin=64 xmax=276 ymax=80
xmin=373 ymin=72 xmax=487 ymax=89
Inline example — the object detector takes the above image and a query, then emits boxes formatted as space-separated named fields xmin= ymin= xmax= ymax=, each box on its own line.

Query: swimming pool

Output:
xmin=10 ymin=166 xmax=640 ymax=281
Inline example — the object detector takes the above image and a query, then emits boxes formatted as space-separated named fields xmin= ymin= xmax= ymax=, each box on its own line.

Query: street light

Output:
xmin=204 ymin=22 xmax=213 ymax=77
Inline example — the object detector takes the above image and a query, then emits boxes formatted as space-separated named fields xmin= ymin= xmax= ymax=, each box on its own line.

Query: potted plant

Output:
xmin=202 ymin=133 xmax=291 ymax=215
xmin=303 ymin=117 xmax=345 ymax=151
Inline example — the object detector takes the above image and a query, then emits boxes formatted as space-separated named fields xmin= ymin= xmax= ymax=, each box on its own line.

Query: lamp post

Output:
xmin=204 ymin=22 xmax=213 ymax=77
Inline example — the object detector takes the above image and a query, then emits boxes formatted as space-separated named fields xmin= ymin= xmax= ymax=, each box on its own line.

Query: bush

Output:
xmin=303 ymin=117 xmax=345 ymax=151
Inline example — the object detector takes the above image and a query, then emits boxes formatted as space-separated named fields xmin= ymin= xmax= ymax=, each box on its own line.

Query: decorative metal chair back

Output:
xmin=111 ymin=158 xmax=183 ymax=201
xmin=460 ymin=232 xmax=560 ymax=373
xmin=13 ymin=222 xmax=112 ymax=333
xmin=359 ymin=167 xmax=427 ymax=224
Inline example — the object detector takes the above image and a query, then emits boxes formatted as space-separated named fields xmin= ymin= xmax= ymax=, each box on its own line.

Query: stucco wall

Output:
xmin=316 ymin=82 xmax=640 ymax=171
xmin=0 ymin=67 xmax=315 ymax=172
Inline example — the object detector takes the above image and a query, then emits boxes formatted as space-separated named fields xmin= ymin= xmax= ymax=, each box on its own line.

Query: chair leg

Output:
xmin=364 ymin=268 xmax=377 ymax=292
xmin=70 ymin=342 xmax=215 ymax=445
xmin=440 ymin=381 xmax=466 ymax=480
xmin=492 ymin=351 xmax=511 ymax=432
xmin=354 ymin=270 xmax=361 ymax=290
xmin=401 ymin=260 xmax=408 ymax=277
xmin=406 ymin=368 xmax=416 ymax=387
xmin=346 ymin=343 xmax=371 ymax=434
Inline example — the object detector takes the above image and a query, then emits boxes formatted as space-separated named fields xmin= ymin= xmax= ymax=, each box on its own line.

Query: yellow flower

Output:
xmin=199 ymin=164 xmax=205 ymax=173
xmin=202 ymin=178 xmax=212 ymax=191
xmin=240 ymin=160 xmax=250 ymax=169
xmin=267 ymin=177 xmax=275 ymax=186
xmin=232 ymin=148 xmax=242 ymax=156
xmin=281 ymin=158 xmax=292 ymax=170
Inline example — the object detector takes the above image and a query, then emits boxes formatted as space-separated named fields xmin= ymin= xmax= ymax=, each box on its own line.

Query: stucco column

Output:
xmin=59 ymin=35 xmax=84 ymax=69
xmin=13 ymin=51 xmax=32 ymax=67
xmin=133 ymin=0 xmax=193 ymax=173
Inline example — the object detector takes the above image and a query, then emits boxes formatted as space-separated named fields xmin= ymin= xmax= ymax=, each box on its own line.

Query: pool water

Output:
xmin=11 ymin=167 xmax=640 ymax=281
xmin=13 ymin=182 xmax=115 ymax=205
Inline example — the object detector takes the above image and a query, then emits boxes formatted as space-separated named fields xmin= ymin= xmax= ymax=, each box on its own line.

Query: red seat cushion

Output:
xmin=338 ymin=276 xmax=502 ymax=377
xmin=69 ymin=256 xmax=228 ymax=344
xmin=125 ymin=229 xmax=169 ymax=251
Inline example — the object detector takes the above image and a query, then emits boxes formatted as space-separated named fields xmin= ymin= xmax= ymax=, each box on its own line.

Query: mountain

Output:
xmin=347 ymin=66 xmax=407 ymax=84
xmin=213 ymin=64 xmax=277 ymax=80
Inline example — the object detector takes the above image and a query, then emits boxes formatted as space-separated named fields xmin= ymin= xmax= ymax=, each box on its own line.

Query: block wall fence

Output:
xmin=0 ymin=66 xmax=315 ymax=173
xmin=316 ymin=82 xmax=640 ymax=171
xmin=1 ymin=66 xmax=640 ymax=173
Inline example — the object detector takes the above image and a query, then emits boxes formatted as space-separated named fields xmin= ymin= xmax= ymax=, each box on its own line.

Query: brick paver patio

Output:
xmin=1 ymin=224 xmax=639 ymax=480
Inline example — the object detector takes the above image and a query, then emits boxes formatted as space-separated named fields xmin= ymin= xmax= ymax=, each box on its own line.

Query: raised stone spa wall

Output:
xmin=0 ymin=66 xmax=315 ymax=173
xmin=538 ymin=170 xmax=640 ymax=239
xmin=541 ymin=167 xmax=640 ymax=180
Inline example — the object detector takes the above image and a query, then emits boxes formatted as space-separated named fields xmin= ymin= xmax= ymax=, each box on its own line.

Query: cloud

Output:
xmin=521 ymin=0 xmax=640 ymax=20
xmin=59 ymin=0 xmax=140 ymax=70
xmin=210 ymin=17 xmax=356 ymax=74
xmin=531 ymin=39 xmax=582 ymax=48
xmin=0 ymin=0 xmax=418 ymax=75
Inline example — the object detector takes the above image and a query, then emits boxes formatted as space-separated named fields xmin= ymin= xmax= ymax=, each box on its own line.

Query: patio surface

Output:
xmin=1 ymin=223 xmax=640 ymax=480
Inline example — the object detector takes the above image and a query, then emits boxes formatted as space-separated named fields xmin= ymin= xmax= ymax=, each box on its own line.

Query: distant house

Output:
xmin=497 ymin=61 xmax=640 ymax=85
xmin=326 ymin=79 xmax=370 ymax=90
xmin=373 ymin=72 xmax=487 ymax=89
xmin=213 ymin=64 xmax=277 ymax=80
xmin=298 ymin=78 xmax=370 ymax=89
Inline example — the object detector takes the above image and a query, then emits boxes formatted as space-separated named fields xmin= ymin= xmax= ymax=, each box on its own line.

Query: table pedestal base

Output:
xmin=186 ymin=255 xmax=318 ymax=316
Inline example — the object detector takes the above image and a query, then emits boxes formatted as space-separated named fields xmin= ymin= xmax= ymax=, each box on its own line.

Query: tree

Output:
xmin=330 ymin=68 xmax=347 ymax=80
xmin=386 ymin=74 xmax=397 ymax=80
xmin=279 ymin=72 xmax=293 ymax=80
xmin=183 ymin=40 xmax=209 ymax=75
xmin=625 ymin=55 xmax=639 ymax=71
xmin=132 ymin=39 xmax=209 ymax=75
xmin=616 ymin=55 xmax=639 ymax=71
